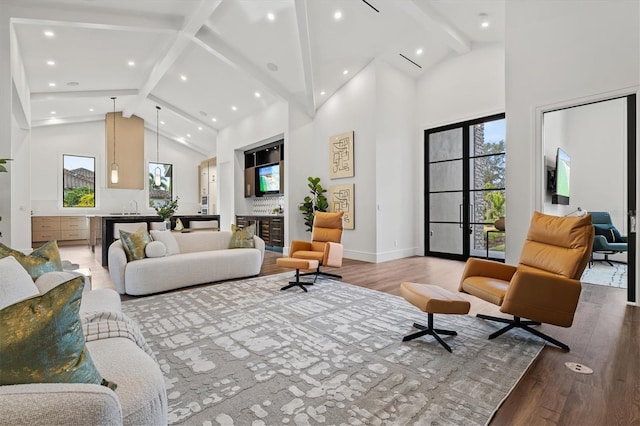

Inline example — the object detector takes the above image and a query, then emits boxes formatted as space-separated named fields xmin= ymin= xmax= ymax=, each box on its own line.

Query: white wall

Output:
xmin=30 ymin=120 xmax=206 ymax=217
xmin=505 ymin=0 xmax=639 ymax=264
xmin=375 ymin=61 xmax=417 ymax=261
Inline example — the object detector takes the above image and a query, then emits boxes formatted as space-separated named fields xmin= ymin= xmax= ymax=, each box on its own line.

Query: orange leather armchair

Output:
xmin=459 ymin=211 xmax=594 ymax=351
xmin=290 ymin=211 xmax=344 ymax=280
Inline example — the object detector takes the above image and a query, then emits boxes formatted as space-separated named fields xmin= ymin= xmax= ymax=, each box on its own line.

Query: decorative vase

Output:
xmin=494 ymin=216 xmax=506 ymax=231
xmin=164 ymin=219 xmax=172 ymax=231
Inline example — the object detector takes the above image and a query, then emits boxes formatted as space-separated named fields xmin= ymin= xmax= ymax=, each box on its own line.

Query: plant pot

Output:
xmin=494 ymin=216 xmax=505 ymax=231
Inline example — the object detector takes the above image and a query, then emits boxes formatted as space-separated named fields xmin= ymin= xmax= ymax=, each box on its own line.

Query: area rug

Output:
xmin=581 ymin=261 xmax=627 ymax=288
xmin=122 ymin=273 xmax=544 ymax=425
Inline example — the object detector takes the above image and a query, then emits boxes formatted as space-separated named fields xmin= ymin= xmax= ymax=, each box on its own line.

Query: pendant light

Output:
xmin=154 ymin=106 xmax=162 ymax=187
xmin=110 ymin=97 xmax=119 ymax=184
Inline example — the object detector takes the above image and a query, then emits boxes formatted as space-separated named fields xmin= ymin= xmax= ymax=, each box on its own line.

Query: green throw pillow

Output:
xmin=229 ymin=224 xmax=256 ymax=249
xmin=119 ymin=226 xmax=153 ymax=261
xmin=0 ymin=276 xmax=114 ymax=389
xmin=0 ymin=240 xmax=63 ymax=280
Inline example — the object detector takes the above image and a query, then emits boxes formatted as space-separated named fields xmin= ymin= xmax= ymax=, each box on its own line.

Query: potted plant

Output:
xmin=298 ymin=177 xmax=328 ymax=232
xmin=154 ymin=196 xmax=179 ymax=230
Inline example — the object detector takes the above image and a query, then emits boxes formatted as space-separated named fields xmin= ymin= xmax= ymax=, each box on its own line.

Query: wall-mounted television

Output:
xmin=257 ymin=163 xmax=280 ymax=194
xmin=551 ymin=147 xmax=571 ymax=205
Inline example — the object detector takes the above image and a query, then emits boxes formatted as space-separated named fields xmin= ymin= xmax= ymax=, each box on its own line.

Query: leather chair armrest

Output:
xmin=458 ymin=258 xmax=517 ymax=291
xmin=593 ymin=235 xmax=611 ymax=250
xmin=323 ymin=242 xmax=343 ymax=267
xmin=290 ymin=240 xmax=311 ymax=257
xmin=501 ymin=269 xmax=581 ymax=327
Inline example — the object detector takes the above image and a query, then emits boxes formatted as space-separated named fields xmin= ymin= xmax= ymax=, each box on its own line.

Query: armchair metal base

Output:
xmin=402 ymin=313 xmax=457 ymax=352
xmin=476 ymin=314 xmax=570 ymax=351
xmin=299 ymin=265 xmax=342 ymax=280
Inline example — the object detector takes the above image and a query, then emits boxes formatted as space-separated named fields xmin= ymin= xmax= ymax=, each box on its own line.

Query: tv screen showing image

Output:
xmin=258 ymin=164 xmax=280 ymax=193
xmin=555 ymin=148 xmax=571 ymax=197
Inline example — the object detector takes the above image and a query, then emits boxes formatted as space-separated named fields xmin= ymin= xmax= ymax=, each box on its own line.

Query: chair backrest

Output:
xmin=590 ymin=211 xmax=613 ymax=227
xmin=518 ymin=211 xmax=594 ymax=280
xmin=311 ymin=212 xmax=344 ymax=247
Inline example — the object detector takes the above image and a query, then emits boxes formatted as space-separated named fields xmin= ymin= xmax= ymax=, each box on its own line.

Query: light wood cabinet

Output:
xmin=32 ymin=216 xmax=88 ymax=246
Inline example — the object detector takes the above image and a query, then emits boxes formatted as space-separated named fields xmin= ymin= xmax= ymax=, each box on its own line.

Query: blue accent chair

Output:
xmin=591 ymin=211 xmax=627 ymax=266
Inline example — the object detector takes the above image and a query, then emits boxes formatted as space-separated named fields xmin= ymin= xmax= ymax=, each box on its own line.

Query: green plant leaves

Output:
xmin=299 ymin=176 xmax=328 ymax=232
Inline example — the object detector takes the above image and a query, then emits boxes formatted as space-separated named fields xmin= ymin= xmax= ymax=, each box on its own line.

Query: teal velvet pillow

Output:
xmin=0 ymin=276 xmax=114 ymax=389
xmin=119 ymin=226 xmax=153 ymax=261
xmin=0 ymin=240 xmax=63 ymax=280
xmin=229 ymin=224 xmax=256 ymax=249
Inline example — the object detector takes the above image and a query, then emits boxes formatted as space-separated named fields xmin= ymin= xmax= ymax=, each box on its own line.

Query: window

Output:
xmin=63 ymin=155 xmax=95 ymax=208
xmin=149 ymin=162 xmax=173 ymax=208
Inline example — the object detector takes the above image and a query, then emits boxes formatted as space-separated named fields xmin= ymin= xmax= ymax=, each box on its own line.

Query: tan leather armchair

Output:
xmin=459 ymin=211 xmax=594 ymax=351
xmin=290 ymin=211 xmax=344 ymax=280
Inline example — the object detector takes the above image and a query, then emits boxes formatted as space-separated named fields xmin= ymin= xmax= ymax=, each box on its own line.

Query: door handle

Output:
xmin=459 ymin=204 xmax=463 ymax=228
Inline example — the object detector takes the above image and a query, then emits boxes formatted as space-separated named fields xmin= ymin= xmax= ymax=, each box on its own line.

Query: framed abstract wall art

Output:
xmin=329 ymin=131 xmax=354 ymax=179
xmin=329 ymin=183 xmax=354 ymax=230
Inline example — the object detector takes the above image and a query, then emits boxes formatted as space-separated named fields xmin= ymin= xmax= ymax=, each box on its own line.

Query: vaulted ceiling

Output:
xmin=8 ymin=0 xmax=504 ymax=155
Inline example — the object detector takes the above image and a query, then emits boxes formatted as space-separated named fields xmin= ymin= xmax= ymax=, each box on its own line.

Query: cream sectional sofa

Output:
xmin=109 ymin=230 xmax=265 ymax=296
xmin=0 ymin=267 xmax=167 ymax=426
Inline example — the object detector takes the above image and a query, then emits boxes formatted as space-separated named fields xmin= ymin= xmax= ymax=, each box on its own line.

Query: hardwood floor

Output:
xmin=61 ymin=245 xmax=639 ymax=425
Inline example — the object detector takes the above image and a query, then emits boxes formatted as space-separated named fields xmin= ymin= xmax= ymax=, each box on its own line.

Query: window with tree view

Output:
xmin=149 ymin=162 xmax=173 ymax=209
xmin=63 ymin=155 xmax=95 ymax=208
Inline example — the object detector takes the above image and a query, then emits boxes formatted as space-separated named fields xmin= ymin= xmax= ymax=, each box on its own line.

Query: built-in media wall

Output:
xmin=244 ymin=140 xmax=284 ymax=198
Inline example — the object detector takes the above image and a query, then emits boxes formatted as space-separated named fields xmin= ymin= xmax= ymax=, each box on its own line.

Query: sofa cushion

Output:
xmin=34 ymin=271 xmax=79 ymax=294
xmin=229 ymin=224 xmax=256 ymax=248
xmin=150 ymin=230 xmax=180 ymax=255
xmin=0 ymin=276 xmax=111 ymax=388
xmin=145 ymin=241 xmax=167 ymax=258
xmin=0 ymin=240 xmax=63 ymax=280
xmin=0 ymin=256 xmax=40 ymax=310
xmin=120 ymin=226 xmax=152 ymax=261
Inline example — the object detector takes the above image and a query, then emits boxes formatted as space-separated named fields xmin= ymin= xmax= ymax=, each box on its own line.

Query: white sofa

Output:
xmin=109 ymin=230 xmax=265 ymax=296
xmin=0 ymin=268 xmax=168 ymax=426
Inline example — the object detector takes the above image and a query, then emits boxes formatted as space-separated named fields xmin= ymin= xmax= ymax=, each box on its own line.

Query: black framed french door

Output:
xmin=425 ymin=113 xmax=506 ymax=261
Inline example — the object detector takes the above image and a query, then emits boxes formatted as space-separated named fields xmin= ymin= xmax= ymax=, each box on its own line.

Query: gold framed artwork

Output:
xmin=329 ymin=131 xmax=354 ymax=179
xmin=329 ymin=183 xmax=354 ymax=230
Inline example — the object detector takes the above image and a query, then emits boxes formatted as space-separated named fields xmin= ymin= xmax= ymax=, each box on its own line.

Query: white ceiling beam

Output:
xmin=397 ymin=0 xmax=471 ymax=54
xmin=31 ymin=114 xmax=104 ymax=128
xmin=147 ymin=94 xmax=218 ymax=135
xmin=31 ymin=89 xmax=138 ymax=102
xmin=123 ymin=0 xmax=222 ymax=118
xmin=294 ymin=0 xmax=316 ymax=114
xmin=142 ymin=123 xmax=211 ymax=157
xmin=194 ymin=26 xmax=314 ymax=118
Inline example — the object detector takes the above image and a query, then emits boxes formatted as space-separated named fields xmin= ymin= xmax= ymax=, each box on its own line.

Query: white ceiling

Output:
xmin=8 ymin=0 xmax=505 ymax=155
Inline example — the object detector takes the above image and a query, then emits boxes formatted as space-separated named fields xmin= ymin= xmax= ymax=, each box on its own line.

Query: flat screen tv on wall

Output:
xmin=257 ymin=163 xmax=280 ymax=195
xmin=552 ymin=147 xmax=571 ymax=205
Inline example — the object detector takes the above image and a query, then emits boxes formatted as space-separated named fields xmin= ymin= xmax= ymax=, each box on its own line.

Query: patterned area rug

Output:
xmin=122 ymin=274 xmax=544 ymax=425
xmin=581 ymin=262 xmax=627 ymax=288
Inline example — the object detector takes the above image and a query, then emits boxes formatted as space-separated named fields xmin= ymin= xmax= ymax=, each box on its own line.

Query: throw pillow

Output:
xmin=229 ymin=224 xmax=255 ymax=249
xmin=34 ymin=271 xmax=79 ymax=294
xmin=0 ymin=256 xmax=40 ymax=310
xmin=119 ymin=226 xmax=153 ymax=262
xmin=0 ymin=240 xmax=63 ymax=280
xmin=0 ymin=276 xmax=115 ymax=390
xmin=145 ymin=241 xmax=167 ymax=258
xmin=150 ymin=230 xmax=180 ymax=255
xmin=594 ymin=225 xmax=623 ymax=243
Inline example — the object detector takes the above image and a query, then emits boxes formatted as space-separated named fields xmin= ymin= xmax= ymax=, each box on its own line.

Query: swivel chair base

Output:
xmin=476 ymin=314 xmax=569 ymax=351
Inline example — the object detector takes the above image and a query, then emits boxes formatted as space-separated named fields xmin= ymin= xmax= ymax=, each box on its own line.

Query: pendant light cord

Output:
xmin=156 ymin=106 xmax=161 ymax=162
xmin=111 ymin=97 xmax=117 ymax=164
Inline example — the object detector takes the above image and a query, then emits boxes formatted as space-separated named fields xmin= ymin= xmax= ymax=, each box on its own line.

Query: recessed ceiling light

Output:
xmin=334 ymin=10 xmax=343 ymax=21
xmin=160 ymin=121 xmax=165 ymax=125
xmin=231 ymin=106 xmax=237 ymax=111
xmin=320 ymin=91 xmax=326 ymax=96
xmin=479 ymin=13 xmax=490 ymax=28
xmin=267 ymin=12 xmax=275 ymax=21
xmin=89 ymin=108 xmax=94 ymax=112
xmin=44 ymin=30 xmax=55 ymax=37
xmin=128 ymin=61 xmax=135 ymax=67
xmin=50 ymin=111 xmax=56 ymax=115
xmin=343 ymin=69 xmax=349 ymax=75
xmin=48 ymin=82 xmax=56 ymax=87
xmin=416 ymin=48 xmax=423 ymax=55
xmin=211 ymin=117 xmax=217 ymax=122
xmin=180 ymin=75 xmax=187 ymax=81
xmin=198 ymin=126 xmax=203 ymax=131
xmin=254 ymin=91 xmax=261 ymax=98
xmin=186 ymin=133 xmax=191 ymax=138
xmin=46 ymin=60 xmax=55 ymax=66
